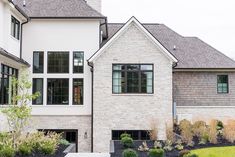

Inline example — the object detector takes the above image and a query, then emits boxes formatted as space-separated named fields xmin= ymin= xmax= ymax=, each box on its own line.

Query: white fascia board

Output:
xmin=88 ymin=16 xmax=178 ymax=64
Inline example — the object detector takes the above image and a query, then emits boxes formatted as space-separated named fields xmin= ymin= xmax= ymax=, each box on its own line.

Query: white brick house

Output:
xmin=1 ymin=0 xmax=235 ymax=153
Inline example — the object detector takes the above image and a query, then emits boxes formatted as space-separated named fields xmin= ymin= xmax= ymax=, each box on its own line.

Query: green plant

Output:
xmin=179 ymin=119 xmax=193 ymax=145
xmin=59 ymin=139 xmax=70 ymax=146
xmin=179 ymin=149 xmax=190 ymax=157
xmin=122 ymin=149 xmax=138 ymax=157
xmin=183 ymin=153 xmax=198 ymax=157
xmin=187 ymin=141 xmax=195 ymax=147
xmin=18 ymin=142 xmax=33 ymax=156
xmin=138 ymin=141 xmax=149 ymax=152
xmin=175 ymin=140 xmax=184 ymax=151
xmin=0 ymin=132 xmax=15 ymax=157
xmin=121 ymin=137 xmax=133 ymax=148
xmin=154 ymin=141 xmax=162 ymax=149
xmin=148 ymin=148 xmax=164 ymax=157
xmin=217 ymin=120 xmax=224 ymax=131
xmin=0 ymin=146 xmax=15 ymax=157
xmin=120 ymin=133 xmax=131 ymax=139
xmin=163 ymin=140 xmax=173 ymax=151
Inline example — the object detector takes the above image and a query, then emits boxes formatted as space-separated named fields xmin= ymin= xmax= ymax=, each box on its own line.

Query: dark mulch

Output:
xmin=111 ymin=140 xmax=235 ymax=157
xmin=15 ymin=144 xmax=67 ymax=157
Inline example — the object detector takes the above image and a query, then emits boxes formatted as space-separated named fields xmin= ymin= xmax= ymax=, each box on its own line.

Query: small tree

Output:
xmin=1 ymin=74 xmax=39 ymax=149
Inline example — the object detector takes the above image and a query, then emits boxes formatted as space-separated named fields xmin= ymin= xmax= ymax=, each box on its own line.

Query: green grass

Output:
xmin=191 ymin=146 xmax=235 ymax=157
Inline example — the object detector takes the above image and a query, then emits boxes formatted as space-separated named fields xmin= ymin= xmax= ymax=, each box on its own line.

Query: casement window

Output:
xmin=73 ymin=52 xmax=84 ymax=73
xmin=112 ymin=130 xmax=150 ymax=140
xmin=32 ymin=78 xmax=43 ymax=105
xmin=47 ymin=79 xmax=69 ymax=105
xmin=33 ymin=51 xmax=44 ymax=73
xmin=217 ymin=75 xmax=229 ymax=93
xmin=0 ymin=64 xmax=18 ymax=105
xmin=73 ymin=79 xmax=83 ymax=105
xmin=11 ymin=16 xmax=20 ymax=40
xmin=112 ymin=64 xmax=153 ymax=94
xmin=47 ymin=52 xmax=69 ymax=73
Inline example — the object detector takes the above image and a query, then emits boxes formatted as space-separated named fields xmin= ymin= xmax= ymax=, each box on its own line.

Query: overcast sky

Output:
xmin=102 ymin=0 xmax=235 ymax=60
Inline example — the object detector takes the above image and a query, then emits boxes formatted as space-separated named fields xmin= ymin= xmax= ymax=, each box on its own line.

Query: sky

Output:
xmin=102 ymin=0 xmax=235 ymax=60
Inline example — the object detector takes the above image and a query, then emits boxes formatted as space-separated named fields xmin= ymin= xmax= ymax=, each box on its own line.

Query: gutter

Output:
xmin=87 ymin=61 xmax=94 ymax=152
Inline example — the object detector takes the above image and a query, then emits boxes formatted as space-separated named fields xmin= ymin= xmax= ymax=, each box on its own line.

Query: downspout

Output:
xmin=20 ymin=19 xmax=29 ymax=59
xmin=172 ymin=62 xmax=178 ymax=123
xmin=88 ymin=61 xmax=94 ymax=152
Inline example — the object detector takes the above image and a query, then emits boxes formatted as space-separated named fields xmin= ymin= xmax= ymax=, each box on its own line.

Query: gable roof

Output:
xmin=103 ymin=23 xmax=235 ymax=69
xmin=89 ymin=17 xmax=178 ymax=63
xmin=13 ymin=0 xmax=105 ymax=18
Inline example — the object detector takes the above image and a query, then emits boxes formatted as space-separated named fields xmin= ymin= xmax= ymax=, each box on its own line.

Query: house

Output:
xmin=1 ymin=0 xmax=235 ymax=153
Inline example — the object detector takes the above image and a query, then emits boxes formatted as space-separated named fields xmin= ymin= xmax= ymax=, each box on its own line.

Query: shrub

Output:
xmin=208 ymin=119 xmax=218 ymax=144
xmin=122 ymin=149 xmax=138 ymax=157
xmin=120 ymin=133 xmax=131 ymax=139
xmin=121 ymin=137 xmax=133 ymax=148
xmin=18 ymin=142 xmax=33 ymax=156
xmin=179 ymin=149 xmax=190 ymax=157
xmin=0 ymin=146 xmax=15 ymax=157
xmin=217 ymin=120 xmax=224 ymax=131
xmin=192 ymin=121 xmax=207 ymax=138
xmin=138 ymin=141 xmax=149 ymax=152
xmin=163 ymin=140 xmax=173 ymax=152
xmin=175 ymin=140 xmax=184 ymax=151
xmin=148 ymin=148 xmax=164 ymax=157
xmin=179 ymin=120 xmax=193 ymax=144
xmin=59 ymin=139 xmax=70 ymax=146
xmin=166 ymin=125 xmax=175 ymax=142
xmin=183 ymin=153 xmax=198 ymax=157
xmin=148 ymin=120 xmax=158 ymax=141
xmin=154 ymin=141 xmax=162 ymax=149
xmin=223 ymin=120 xmax=235 ymax=143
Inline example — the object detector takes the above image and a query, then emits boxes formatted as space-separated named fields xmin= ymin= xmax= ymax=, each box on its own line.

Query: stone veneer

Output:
xmin=92 ymin=22 xmax=174 ymax=152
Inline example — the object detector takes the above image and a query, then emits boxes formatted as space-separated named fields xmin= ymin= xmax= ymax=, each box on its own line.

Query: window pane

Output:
xmin=11 ymin=16 xmax=20 ymax=39
xmin=33 ymin=52 xmax=44 ymax=73
xmin=73 ymin=79 xmax=83 ymax=105
xmin=217 ymin=75 xmax=228 ymax=93
xmin=127 ymin=65 xmax=139 ymax=71
xmin=73 ymin=52 xmax=84 ymax=73
xmin=32 ymin=78 xmax=43 ymax=105
xmin=48 ymin=52 xmax=69 ymax=73
xmin=47 ymin=79 xmax=69 ymax=105
xmin=127 ymin=72 xmax=139 ymax=93
xmin=141 ymin=65 xmax=153 ymax=70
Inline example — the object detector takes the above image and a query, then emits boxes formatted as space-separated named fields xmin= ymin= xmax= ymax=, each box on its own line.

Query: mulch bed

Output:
xmin=15 ymin=144 xmax=67 ymax=157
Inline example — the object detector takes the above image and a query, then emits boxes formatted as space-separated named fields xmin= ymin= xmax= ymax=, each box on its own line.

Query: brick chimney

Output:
xmin=85 ymin=0 xmax=102 ymax=13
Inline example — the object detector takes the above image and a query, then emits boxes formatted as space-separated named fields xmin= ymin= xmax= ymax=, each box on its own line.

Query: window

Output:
xmin=33 ymin=52 xmax=44 ymax=73
xmin=73 ymin=52 xmax=84 ymax=73
xmin=32 ymin=78 xmax=43 ymax=105
xmin=47 ymin=79 xmax=69 ymax=105
xmin=0 ymin=64 xmax=18 ymax=105
xmin=73 ymin=79 xmax=83 ymax=105
xmin=47 ymin=52 xmax=69 ymax=73
xmin=112 ymin=64 xmax=153 ymax=94
xmin=112 ymin=130 xmax=150 ymax=140
xmin=11 ymin=16 xmax=20 ymax=40
xmin=217 ymin=75 xmax=229 ymax=93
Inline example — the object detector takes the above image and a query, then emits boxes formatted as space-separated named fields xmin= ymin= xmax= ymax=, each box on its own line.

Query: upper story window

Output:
xmin=0 ymin=64 xmax=18 ymax=105
xmin=217 ymin=75 xmax=229 ymax=94
xmin=47 ymin=52 xmax=69 ymax=73
xmin=73 ymin=51 xmax=84 ymax=73
xmin=112 ymin=64 xmax=153 ymax=94
xmin=11 ymin=16 xmax=20 ymax=40
xmin=33 ymin=51 xmax=44 ymax=73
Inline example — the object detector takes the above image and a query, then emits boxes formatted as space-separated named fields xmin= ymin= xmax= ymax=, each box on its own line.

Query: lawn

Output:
xmin=191 ymin=146 xmax=235 ymax=157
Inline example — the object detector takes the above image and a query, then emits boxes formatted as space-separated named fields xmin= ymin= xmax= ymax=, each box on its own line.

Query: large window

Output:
xmin=112 ymin=64 xmax=153 ymax=94
xmin=47 ymin=79 xmax=69 ymax=105
xmin=73 ymin=79 xmax=83 ymax=105
xmin=73 ymin=52 xmax=84 ymax=73
xmin=112 ymin=130 xmax=150 ymax=140
xmin=33 ymin=51 xmax=44 ymax=73
xmin=217 ymin=75 xmax=229 ymax=93
xmin=0 ymin=64 xmax=18 ymax=105
xmin=11 ymin=16 xmax=20 ymax=40
xmin=47 ymin=52 xmax=69 ymax=73
xmin=32 ymin=78 xmax=43 ymax=105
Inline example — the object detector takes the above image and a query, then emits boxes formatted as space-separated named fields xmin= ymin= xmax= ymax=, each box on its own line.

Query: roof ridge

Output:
xmin=81 ymin=0 xmax=104 ymax=17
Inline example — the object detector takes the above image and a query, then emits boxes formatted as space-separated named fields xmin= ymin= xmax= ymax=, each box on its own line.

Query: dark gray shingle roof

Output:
xmin=13 ymin=0 xmax=104 ymax=18
xmin=0 ymin=47 xmax=30 ymax=67
xmin=104 ymin=23 xmax=235 ymax=69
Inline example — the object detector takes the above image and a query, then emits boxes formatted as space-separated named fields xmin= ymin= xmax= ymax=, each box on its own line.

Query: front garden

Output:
xmin=111 ymin=119 xmax=235 ymax=157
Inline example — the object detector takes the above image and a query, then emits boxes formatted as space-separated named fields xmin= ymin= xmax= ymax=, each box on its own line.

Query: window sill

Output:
xmin=112 ymin=93 xmax=154 ymax=96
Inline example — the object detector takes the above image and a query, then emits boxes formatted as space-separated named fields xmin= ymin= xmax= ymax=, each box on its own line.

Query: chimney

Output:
xmin=85 ymin=0 xmax=102 ymax=13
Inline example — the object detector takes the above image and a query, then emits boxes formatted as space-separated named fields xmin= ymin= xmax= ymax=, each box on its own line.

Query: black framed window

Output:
xmin=33 ymin=51 xmax=44 ymax=73
xmin=217 ymin=75 xmax=229 ymax=93
xmin=73 ymin=52 xmax=84 ymax=73
xmin=47 ymin=52 xmax=69 ymax=73
xmin=11 ymin=16 xmax=20 ymax=40
xmin=112 ymin=64 xmax=153 ymax=94
xmin=32 ymin=78 xmax=43 ymax=105
xmin=47 ymin=79 xmax=69 ymax=105
xmin=112 ymin=130 xmax=150 ymax=140
xmin=0 ymin=64 xmax=18 ymax=105
xmin=73 ymin=79 xmax=83 ymax=105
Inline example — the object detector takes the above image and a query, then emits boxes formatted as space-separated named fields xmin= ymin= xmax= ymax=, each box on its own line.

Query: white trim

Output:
xmin=177 ymin=106 xmax=235 ymax=108
xmin=88 ymin=16 xmax=178 ymax=63
xmin=174 ymin=69 xmax=235 ymax=72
